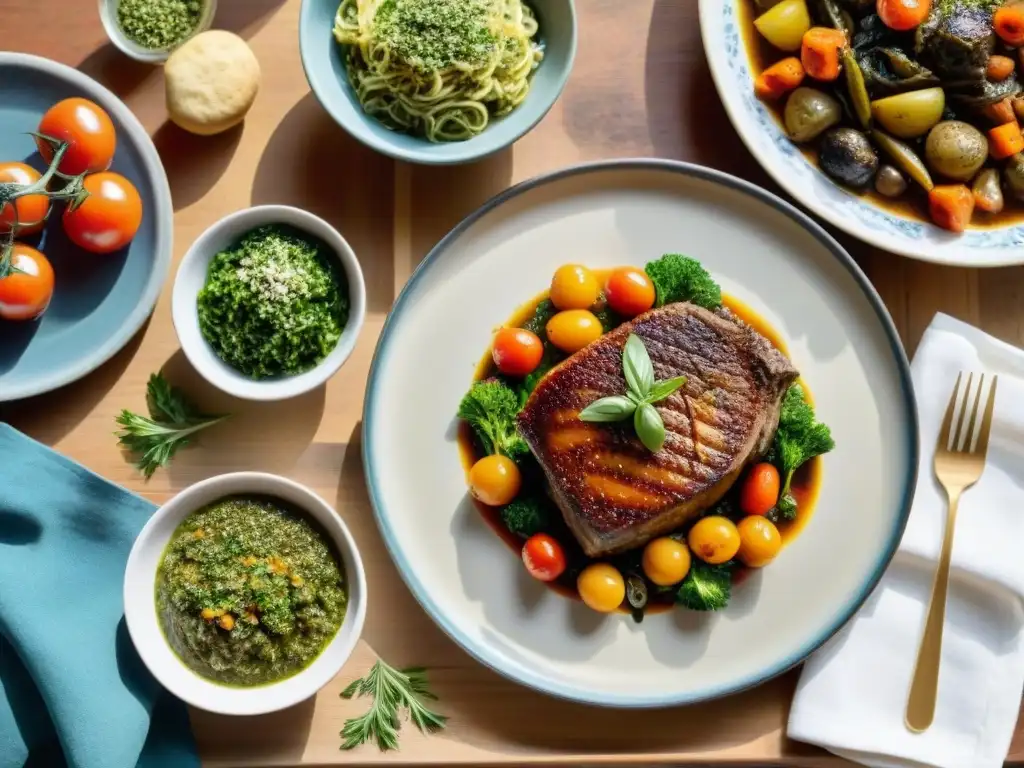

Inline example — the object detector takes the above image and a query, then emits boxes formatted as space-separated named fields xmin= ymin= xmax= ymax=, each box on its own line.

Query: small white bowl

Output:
xmin=172 ymin=205 xmax=366 ymax=401
xmin=124 ymin=472 xmax=367 ymax=716
xmin=99 ymin=0 xmax=218 ymax=64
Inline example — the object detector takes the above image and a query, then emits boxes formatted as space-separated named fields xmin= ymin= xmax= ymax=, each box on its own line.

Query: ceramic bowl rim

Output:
xmin=123 ymin=471 xmax=368 ymax=716
xmin=171 ymin=204 xmax=367 ymax=402
xmin=297 ymin=0 xmax=579 ymax=165
xmin=361 ymin=158 xmax=920 ymax=708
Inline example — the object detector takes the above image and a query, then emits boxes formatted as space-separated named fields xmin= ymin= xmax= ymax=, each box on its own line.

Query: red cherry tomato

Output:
xmin=0 ymin=163 xmax=48 ymax=235
xmin=0 ymin=243 xmax=54 ymax=321
xmin=605 ymin=267 xmax=656 ymax=317
xmin=62 ymin=172 xmax=143 ymax=254
xmin=492 ymin=327 xmax=544 ymax=376
xmin=37 ymin=98 xmax=116 ymax=177
xmin=740 ymin=462 xmax=781 ymax=516
xmin=522 ymin=534 xmax=567 ymax=582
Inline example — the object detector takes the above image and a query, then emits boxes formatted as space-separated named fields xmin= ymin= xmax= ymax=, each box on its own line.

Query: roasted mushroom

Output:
xmin=819 ymin=127 xmax=879 ymax=188
xmin=785 ymin=87 xmax=842 ymax=142
xmin=924 ymin=120 xmax=988 ymax=181
xmin=875 ymin=165 xmax=907 ymax=197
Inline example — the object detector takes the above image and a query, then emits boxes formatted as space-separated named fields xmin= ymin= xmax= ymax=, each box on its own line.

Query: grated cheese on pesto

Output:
xmin=374 ymin=0 xmax=499 ymax=72
xmin=196 ymin=225 xmax=348 ymax=379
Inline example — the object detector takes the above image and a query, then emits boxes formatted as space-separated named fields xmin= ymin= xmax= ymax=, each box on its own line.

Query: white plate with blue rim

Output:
xmin=699 ymin=0 xmax=1024 ymax=267
xmin=363 ymin=160 xmax=918 ymax=707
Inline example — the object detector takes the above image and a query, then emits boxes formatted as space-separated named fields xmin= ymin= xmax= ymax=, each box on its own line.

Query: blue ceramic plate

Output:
xmin=700 ymin=0 xmax=1024 ymax=266
xmin=298 ymin=0 xmax=577 ymax=165
xmin=0 ymin=53 xmax=172 ymax=402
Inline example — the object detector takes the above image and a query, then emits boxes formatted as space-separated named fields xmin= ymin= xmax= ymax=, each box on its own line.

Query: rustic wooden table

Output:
xmin=4 ymin=0 xmax=1024 ymax=765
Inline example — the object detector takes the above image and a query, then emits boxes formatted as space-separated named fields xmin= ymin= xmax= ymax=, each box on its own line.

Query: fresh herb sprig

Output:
xmin=578 ymin=334 xmax=685 ymax=452
xmin=340 ymin=661 xmax=447 ymax=752
xmin=115 ymin=373 xmax=228 ymax=478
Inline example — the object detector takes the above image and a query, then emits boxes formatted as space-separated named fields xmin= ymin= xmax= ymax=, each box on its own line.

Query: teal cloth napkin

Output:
xmin=0 ymin=424 xmax=199 ymax=768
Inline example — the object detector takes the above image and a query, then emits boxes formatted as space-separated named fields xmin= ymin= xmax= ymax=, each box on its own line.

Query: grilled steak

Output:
xmin=517 ymin=302 xmax=799 ymax=557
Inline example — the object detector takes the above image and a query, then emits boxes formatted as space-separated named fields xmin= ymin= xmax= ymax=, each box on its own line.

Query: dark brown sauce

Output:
xmin=459 ymin=278 xmax=823 ymax=611
xmin=737 ymin=0 xmax=1024 ymax=230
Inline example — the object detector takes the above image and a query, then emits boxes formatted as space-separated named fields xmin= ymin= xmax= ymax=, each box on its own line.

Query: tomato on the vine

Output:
xmin=0 ymin=243 xmax=54 ymax=321
xmin=0 ymin=163 xmax=48 ymax=235
xmin=36 ymin=98 xmax=116 ymax=177
xmin=522 ymin=534 xmax=567 ymax=582
xmin=63 ymin=172 xmax=142 ymax=254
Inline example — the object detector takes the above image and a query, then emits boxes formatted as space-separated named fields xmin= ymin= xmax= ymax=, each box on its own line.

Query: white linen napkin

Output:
xmin=787 ymin=312 xmax=1024 ymax=768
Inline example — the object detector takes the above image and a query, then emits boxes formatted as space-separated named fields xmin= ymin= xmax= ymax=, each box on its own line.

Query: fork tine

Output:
xmin=952 ymin=372 xmax=973 ymax=451
xmin=962 ymin=373 xmax=984 ymax=453
xmin=937 ymin=372 xmax=963 ymax=453
xmin=974 ymin=375 xmax=999 ymax=457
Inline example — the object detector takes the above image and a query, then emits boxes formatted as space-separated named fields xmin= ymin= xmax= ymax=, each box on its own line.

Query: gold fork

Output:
xmin=905 ymin=372 xmax=999 ymax=733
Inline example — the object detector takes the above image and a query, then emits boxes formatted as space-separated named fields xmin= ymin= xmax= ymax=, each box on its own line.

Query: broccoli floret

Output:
xmin=769 ymin=384 xmax=835 ymax=521
xmin=521 ymin=298 xmax=557 ymax=336
xmin=676 ymin=561 xmax=732 ymax=611
xmin=458 ymin=380 xmax=529 ymax=460
xmin=500 ymin=497 xmax=551 ymax=537
xmin=644 ymin=254 xmax=722 ymax=310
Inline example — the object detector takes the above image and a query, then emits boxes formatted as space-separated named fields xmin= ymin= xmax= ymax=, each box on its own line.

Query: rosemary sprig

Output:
xmin=114 ymin=373 xmax=228 ymax=478
xmin=340 ymin=661 xmax=447 ymax=752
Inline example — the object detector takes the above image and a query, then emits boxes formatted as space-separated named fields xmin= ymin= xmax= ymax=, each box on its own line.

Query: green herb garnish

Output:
xmin=769 ymin=384 xmax=835 ymax=521
xmin=115 ymin=373 xmax=227 ymax=478
xmin=340 ymin=661 xmax=447 ymax=751
xmin=676 ymin=561 xmax=732 ymax=612
xmin=644 ymin=253 xmax=722 ymax=310
xmin=457 ymin=379 xmax=529 ymax=460
xmin=116 ymin=0 xmax=203 ymax=51
xmin=578 ymin=334 xmax=685 ymax=452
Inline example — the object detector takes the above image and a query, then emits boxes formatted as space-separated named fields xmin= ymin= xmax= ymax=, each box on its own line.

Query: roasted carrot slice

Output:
xmin=754 ymin=57 xmax=806 ymax=100
xmin=982 ymin=97 xmax=1015 ymax=125
xmin=928 ymin=185 xmax=975 ymax=233
xmin=987 ymin=55 xmax=1016 ymax=82
xmin=877 ymin=0 xmax=931 ymax=31
xmin=801 ymin=27 xmax=846 ymax=82
xmin=989 ymin=121 xmax=1024 ymax=160
xmin=995 ymin=5 xmax=1024 ymax=46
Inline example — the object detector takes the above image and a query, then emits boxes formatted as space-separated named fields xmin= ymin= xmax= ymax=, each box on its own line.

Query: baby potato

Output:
xmin=754 ymin=0 xmax=812 ymax=52
xmin=550 ymin=264 xmax=600 ymax=310
xmin=577 ymin=563 xmax=626 ymax=613
xmin=870 ymin=88 xmax=945 ymax=139
xmin=546 ymin=309 xmax=603 ymax=353
xmin=642 ymin=537 xmax=691 ymax=586
xmin=687 ymin=516 xmax=741 ymax=564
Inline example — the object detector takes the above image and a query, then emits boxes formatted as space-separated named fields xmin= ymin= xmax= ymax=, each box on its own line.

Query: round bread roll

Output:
xmin=165 ymin=31 xmax=260 ymax=136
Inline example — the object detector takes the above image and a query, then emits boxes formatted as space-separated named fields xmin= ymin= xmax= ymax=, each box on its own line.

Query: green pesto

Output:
xmin=156 ymin=497 xmax=347 ymax=687
xmin=936 ymin=0 xmax=999 ymax=13
xmin=116 ymin=0 xmax=202 ymax=50
xmin=196 ymin=225 xmax=348 ymax=380
xmin=374 ymin=0 xmax=498 ymax=72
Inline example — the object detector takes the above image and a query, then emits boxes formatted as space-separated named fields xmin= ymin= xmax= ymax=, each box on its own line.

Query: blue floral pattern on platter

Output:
xmin=717 ymin=0 xmax=1024 ymax=253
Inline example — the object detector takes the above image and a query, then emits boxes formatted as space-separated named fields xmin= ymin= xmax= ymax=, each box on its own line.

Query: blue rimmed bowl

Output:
xmin=298 ymin=0 xmax=577 ymax=165
xmin=699 ymin=0 xmax=1024 ymax=267
xmin=0 ymin=53 xmax=173 ymax=402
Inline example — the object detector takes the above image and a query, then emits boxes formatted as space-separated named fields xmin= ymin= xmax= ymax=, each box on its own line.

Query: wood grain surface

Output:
xmin=3 ymin=0 xmax=1023 ymax=765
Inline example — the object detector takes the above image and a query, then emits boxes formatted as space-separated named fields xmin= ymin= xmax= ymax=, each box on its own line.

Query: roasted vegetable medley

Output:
xmin=750 ymin=0 xmax=1024 ymax=232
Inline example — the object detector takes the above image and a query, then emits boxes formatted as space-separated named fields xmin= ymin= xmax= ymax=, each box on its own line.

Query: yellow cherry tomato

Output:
xmin=468 ymin=454 xmax=521 ymax=506
xmin=546 ymin=309 xmax=603 ymax=353
xmin=737 ymin=515 xmax=782 ymax=568
xmin=550 ymin=264 xmax=600 ymax=310
xmin=642 ymin=537 xmax=692 ymax=586
xmin=687 ymin=515 xmax=741 ymax=564
xmin=577 ymin=563 xmax=625 ymax=613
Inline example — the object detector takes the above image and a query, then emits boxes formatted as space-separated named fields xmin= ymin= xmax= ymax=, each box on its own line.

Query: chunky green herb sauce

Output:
xmin=374 ymin=0 xmax=498 ymax=72
xmin=157 ymin=497 xmax=347 ymax=687
xmin=117 ymin=0 xmax=203 ymax=50
xmin=197 ymin=225 xmax=348 ymax=379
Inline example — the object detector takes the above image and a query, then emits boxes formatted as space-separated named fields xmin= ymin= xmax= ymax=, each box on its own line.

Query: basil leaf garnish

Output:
xmin=648 ymin=375 xmax=686 ymax=404
xmin=579 ymin=395 xmax=636 ymax=423
xmin=622 ymin=333 xmax=654 ymax=398
xmin=634 ymin=402 xmax=666 ymax=453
